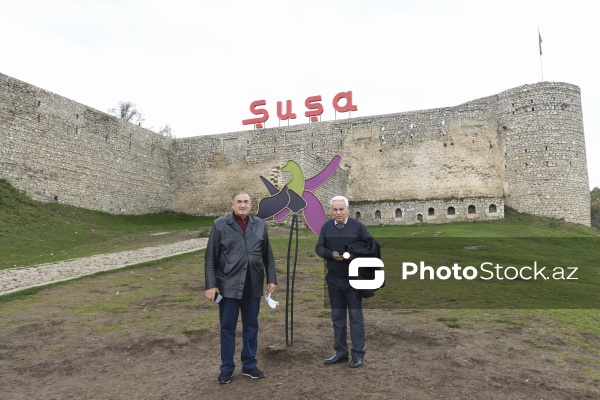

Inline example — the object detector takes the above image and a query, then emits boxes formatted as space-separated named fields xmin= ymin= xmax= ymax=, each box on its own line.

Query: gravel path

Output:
xmin=0 ymin=238 xmax=208 ymax=296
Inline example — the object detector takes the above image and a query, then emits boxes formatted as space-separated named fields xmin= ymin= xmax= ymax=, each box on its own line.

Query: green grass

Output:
xmin=0 ymin=179 xmax=215 ymax=269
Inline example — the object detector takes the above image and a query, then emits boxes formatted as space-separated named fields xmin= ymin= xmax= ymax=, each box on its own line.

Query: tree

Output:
xmin=108 ymin=101 xmax=144 ymax=124
xmin=158 ymin=124 xmax=174 ymax=138
xmin=591 ymin=187 xmax=600 ymax=230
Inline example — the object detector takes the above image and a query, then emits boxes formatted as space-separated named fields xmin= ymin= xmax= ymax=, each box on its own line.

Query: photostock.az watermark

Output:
xmin=401 ymin=261 xmax=578 ymax=281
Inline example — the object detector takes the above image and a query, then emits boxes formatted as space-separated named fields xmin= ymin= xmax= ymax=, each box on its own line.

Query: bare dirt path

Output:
xmin=0 ymin=238 xmax=208 ymax=296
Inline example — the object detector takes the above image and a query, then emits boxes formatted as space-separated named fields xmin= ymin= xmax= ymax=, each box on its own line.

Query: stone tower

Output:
xmin=499 ymin=82 xmax=590 ymax=225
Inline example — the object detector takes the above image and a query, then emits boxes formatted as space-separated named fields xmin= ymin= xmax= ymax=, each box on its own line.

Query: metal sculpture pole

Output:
xmin=285 ymin=213 xmax=299 ymax=346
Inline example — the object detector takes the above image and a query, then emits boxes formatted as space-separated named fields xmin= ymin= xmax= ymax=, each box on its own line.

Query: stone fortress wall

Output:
xmin=0 ymin=72 xmax=591 ymax=226
xmin=0 ymin=73 xmax=172 ymax=214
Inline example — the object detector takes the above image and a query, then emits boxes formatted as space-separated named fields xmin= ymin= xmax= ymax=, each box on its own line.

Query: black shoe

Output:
xmin=323 ymin=353 xmax=349 ymax=365
xmin=349 ymin=356 xmax=363 ymax=368
xmin=218 ymin=371 xmax=233 ymax=384
xmin=242 ymin=367 xmax=265 ymax=379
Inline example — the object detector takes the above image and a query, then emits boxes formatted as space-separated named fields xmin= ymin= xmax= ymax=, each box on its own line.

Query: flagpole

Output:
xmin=538 ymin=26 xmax=544 ymax=81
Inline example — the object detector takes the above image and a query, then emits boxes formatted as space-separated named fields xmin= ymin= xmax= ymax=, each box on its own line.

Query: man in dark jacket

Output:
xmin=316 ymin=195 xmax=374 ymax=368
xmin=204 ymin=190 xmax=277 ymax=384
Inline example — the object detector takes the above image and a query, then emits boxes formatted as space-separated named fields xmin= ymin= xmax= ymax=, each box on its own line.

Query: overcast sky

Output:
xmin=1 ymin=0 xmax=598 ymax=189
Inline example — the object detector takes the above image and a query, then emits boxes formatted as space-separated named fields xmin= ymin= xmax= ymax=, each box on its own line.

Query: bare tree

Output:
xmin=158 ymin=124 xmax=174 ymax=138
xmin=108 ymin=101 xmax=144 ymax=124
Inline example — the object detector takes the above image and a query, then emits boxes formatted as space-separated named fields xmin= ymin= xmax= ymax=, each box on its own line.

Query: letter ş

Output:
xmin=242 ymin=91 xmax=357 ymax=128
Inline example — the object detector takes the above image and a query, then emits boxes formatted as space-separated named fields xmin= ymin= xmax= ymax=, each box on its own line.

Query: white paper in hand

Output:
xmin=264 ymin=293 xmax=279 ymax=309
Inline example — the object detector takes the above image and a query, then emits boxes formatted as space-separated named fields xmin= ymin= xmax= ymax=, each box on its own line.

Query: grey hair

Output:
xmin=232 ymin=190 xmax=252 ymax=201
xmin=329 ymin=195 xmax=349 ymax=207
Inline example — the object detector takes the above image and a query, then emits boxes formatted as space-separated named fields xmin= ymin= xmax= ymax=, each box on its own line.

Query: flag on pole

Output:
xmin=538 ymin=30 xmax=543 ymax=55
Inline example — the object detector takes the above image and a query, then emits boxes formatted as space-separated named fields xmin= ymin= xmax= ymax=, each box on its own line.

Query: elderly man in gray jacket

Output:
xmin=204 ymin=190 xmax=277 ymax=384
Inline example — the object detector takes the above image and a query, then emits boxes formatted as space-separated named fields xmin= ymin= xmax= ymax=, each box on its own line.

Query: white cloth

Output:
xmin=264 ymin=292 xmax=279 ymax=308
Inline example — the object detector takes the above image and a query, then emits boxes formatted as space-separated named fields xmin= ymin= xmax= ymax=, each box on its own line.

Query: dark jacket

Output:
xmin=315 ymin=218 xmax=374 ymax=279
xmin=204 ymin=214 xmax=277 ymax=299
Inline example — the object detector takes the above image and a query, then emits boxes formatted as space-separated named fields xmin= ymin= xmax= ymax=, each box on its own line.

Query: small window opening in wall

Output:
xmin=546 ymin=161 xmax=549 ymax=166
xmin=532 ymin=107 xmax=534 ymax=111
xmin=37 ymin=115 xmax=41 ymax=122
xmin=37 ymin=100 xmax=41 ymax=107
xmin=468 ymin=205 xmax=476 ymax=214
xmin=489 ymin=204 xmax=497 ymax=213
xmin=54 ymin=196 xmax=58 ymax=202
xmin=512 ymin=103 xmax=514 ymax=107
xmin=570 ymin=161 xmax=572 ymax=166
xmin=76 ymin=114 xmax=79 ymax=119
xmin=105 ymin=134 xmax=108 ymax=142
xmin=531 ymin=99 xmax=533 ymax=103
xmin=512 ymin=111 xmax=514 ymax=115
xmin=75 ymin=126 xmax=78 ymax=134
xmin=428 ymin=207 xmax=435 ymax=216
xmin=525 ymin=149 xmax=528 ymax=153
xmin=525 ymin=163 xmax=528 ymax=168
xmin=375 ymin=210 xmax=381 ymax=219
xmin=444 ymin=143 xmax=447 ymax=147
xmin=447 ymin=207 xmax=455 ymax=215
xmin=356 ymin=212 xmax=361 ymax=220
xmin=417 ymin=214 xmax=423 ymax=222
xmin=545 ymin=146 xmax=548 ymax=150
xmin=129 ymin=141 xmax=132 ymax=149
xmin=395 ymin=208 xmax=402 ymax=218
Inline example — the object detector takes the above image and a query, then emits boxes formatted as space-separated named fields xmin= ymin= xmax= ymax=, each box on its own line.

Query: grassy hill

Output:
xmin=0 ymin=179 xmax=214 ymax=269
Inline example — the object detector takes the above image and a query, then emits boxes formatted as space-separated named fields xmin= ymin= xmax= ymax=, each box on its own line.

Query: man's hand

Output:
xmin=266 ymin=283 xmax=277 ymax=294
xmin=332 ymin=251 xmax=345 ymax=262
xmin=204 ymin=287 xmax=220 ymax=302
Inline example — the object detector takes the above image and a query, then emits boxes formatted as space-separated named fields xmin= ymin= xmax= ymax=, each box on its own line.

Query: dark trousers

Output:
xmin=326 ymin=274 xmax=365 ymax=358
xmin=218 ymin=277 xmax=260 ymax=372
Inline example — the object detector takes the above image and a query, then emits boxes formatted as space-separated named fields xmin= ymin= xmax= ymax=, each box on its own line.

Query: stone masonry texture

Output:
xmin=0 ymin=72 xmax=591 ymax=226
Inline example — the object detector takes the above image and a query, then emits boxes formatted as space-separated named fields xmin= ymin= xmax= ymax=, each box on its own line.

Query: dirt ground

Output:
xmin=1 ymin=235 xmax=599 ymax=400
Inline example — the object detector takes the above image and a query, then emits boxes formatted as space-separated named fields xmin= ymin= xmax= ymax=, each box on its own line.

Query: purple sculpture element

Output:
xmin=257 ymin=155 xmax=341 ymax=234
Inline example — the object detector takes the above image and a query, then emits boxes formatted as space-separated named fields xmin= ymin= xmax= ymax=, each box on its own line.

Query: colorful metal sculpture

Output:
xmin=256 ymin=155 xmax=341 ymax=345
xmin=257 ymin=155 xmax=341 ymax=234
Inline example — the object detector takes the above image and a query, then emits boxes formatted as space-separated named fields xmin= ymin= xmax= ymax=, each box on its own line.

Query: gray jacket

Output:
xmin=204 ymin=213 xmax=277 ymax=299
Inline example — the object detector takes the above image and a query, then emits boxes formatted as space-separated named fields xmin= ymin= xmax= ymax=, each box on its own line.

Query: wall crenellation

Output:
xmin=0 ymin=72 xmax=591 ymax=226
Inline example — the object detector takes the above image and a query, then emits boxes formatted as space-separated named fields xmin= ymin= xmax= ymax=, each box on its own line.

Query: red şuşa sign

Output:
xmin=242 ymin=91 xmax=357 ymax=128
